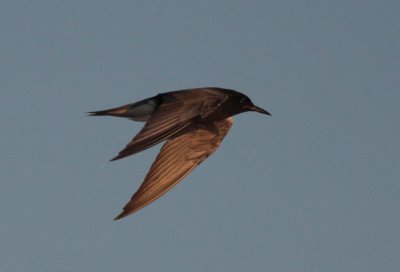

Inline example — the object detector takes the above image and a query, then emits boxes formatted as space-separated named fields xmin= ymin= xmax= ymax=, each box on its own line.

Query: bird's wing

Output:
xmin=114 ymin=117 xmax=233 ymax=220
xmin=111 ymin=90 xmax=227 ymax=161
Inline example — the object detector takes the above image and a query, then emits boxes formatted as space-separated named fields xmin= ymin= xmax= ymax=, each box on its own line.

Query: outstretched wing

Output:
xmin=114 ymin=117 xmax=233 ymax=220
xmin=111 ymin=89 xmax=227 ymax=161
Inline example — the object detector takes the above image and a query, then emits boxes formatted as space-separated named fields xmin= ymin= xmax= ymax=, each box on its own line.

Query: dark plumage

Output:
xmin=89 ymin=87 xmax=270 ymax=220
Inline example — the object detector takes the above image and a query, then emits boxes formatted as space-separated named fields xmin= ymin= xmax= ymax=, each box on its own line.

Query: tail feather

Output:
xmin=87 ymin=106 xmax=129 ymax=117
xmin=87 ymin=96 xmax=161 ymax=121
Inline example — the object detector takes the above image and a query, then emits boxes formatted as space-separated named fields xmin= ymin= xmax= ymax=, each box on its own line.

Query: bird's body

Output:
xmin=89 ymin=87 xmax=270 ymax=220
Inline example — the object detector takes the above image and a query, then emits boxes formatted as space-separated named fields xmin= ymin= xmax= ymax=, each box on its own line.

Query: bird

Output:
xmin=89 ymin=87 xmax=270 ymax=220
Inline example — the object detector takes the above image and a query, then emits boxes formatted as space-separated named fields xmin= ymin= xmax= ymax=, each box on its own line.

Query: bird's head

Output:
xmin=231 ymin=91 xmax=271 ymax=116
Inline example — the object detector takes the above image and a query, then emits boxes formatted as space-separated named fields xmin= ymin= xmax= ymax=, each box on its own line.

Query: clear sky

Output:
xmin=1 ymin=1 xmax=399 ymax=271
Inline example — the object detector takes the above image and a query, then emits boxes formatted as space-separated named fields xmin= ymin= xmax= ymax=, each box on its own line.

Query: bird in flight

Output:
xmin=89 ymin=87 xmax=270 ymax=220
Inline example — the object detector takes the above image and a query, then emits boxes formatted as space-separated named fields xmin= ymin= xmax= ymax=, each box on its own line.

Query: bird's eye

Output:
xmin=240 ymin=98 xmax=246 ymax=104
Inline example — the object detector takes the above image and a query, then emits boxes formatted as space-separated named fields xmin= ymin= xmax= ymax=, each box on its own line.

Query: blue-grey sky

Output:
xmin=1 ymin=1 xmax=399 ymax=271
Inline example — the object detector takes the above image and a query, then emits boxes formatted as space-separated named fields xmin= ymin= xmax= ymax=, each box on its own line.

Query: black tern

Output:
xmin=89 ymin=87 xmax=270 ymax=220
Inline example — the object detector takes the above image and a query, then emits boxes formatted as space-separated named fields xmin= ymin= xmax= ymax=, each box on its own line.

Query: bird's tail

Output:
xmin=87 ymin=96 xmax=161 ymax=122
xmin=88 ymin=105 xmax=132 ymax=117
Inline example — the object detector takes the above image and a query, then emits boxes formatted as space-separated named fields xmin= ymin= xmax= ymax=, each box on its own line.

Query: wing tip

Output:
xmin=113 ymin=212 xmax=127 ymax=221
xmin=110 ymin=151 xmax=131 ymax=161
xmin=110 ymin=144 xmax=147 ymax=161
xmin=113 ymin=207 xmax=137 ymax=220
xmin=110 ymin=155 xmax=122 ymax=161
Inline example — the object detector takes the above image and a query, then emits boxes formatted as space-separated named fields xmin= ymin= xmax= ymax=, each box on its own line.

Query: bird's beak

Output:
xmin=249 ymin=105 xmax=271 ymax=116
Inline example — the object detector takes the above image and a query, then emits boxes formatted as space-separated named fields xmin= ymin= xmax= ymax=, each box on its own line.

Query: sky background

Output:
xmin=1 ymin=1 xmax=399 ymax=271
